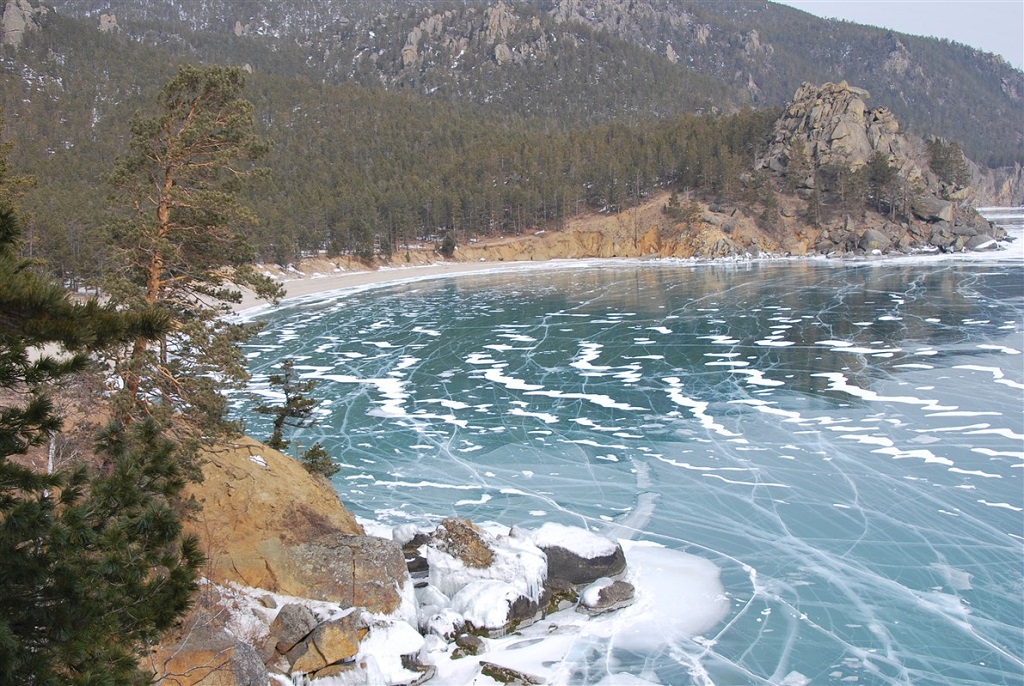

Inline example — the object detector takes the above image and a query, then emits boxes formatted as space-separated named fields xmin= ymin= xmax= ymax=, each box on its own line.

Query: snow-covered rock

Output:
xmin=531 ymin=522 xmax=626 ymax=587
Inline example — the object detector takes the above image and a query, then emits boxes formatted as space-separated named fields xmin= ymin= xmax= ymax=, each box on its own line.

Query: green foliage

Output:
xmin=301 ymin=442 xmax=339 ymax=479
xmin=255 ymin=358 xmax=319 ymax=451
xmin=0 ymin=418 xmax=203 ymax=686
xmin=1 ymin=200 xmax=197 ymax=685
xmin=816 ymin=161 xmax=868 ymax=215
xmin=662 ymin=191 xmax=701 ymax=225
xmin=783 ymin=142 xmax=812 ymax=193
xmin=254 ymin=360 xmax=337 ymax=476
xmin=864 ymin=152 xmax=903 ymax=217
xmin=0 ymin=203 xmax=165 ymax=461
xmin=103 ymin=65 xmax=283 ymax=463
xmin=927 ymin=138 xmax=971 ymax=188
xmin=438 ymin=231 xmax=457 ymax=258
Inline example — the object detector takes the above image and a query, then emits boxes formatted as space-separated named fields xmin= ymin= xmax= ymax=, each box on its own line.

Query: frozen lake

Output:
xmin=235 ymin=245 xmax=1023 ymax=685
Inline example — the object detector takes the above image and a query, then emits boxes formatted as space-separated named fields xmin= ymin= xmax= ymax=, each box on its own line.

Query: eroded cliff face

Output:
xmin=185 ymin=437 xmax=408 ymax=614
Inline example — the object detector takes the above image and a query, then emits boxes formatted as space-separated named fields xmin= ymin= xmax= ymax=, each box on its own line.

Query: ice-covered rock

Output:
xmin=449 ymin=579 xmax=527 ymax=633
xmin=454 ymin=632 xmax=486 ymax=657
xmin=426 ymin=521 xmax=547 ymax=605
xmin=577 ymin=578 xmax=636 ymax=616
xmin=480 ymin=660 xmax=546 ymax=685
xmin=356 ymin=615 xmax=427 ymax=686
xmin=531 ymin=523 xmax=626 ymax=587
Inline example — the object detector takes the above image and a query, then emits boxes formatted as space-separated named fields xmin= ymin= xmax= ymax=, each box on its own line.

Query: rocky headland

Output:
xmin=254 ymin=81 xmax=1017 ymax=289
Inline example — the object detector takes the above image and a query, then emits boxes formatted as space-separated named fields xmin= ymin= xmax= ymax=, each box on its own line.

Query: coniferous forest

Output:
xmin=2 ymin=1 xmax=1022 ymax=286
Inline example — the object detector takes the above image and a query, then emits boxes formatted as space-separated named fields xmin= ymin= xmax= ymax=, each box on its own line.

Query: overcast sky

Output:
xmin=775 ymin=0 xmax=1024 ymax=70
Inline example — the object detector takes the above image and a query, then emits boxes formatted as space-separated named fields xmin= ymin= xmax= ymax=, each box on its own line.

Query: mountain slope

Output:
xmin=41 ymin=0 xmax=1024 ymax=166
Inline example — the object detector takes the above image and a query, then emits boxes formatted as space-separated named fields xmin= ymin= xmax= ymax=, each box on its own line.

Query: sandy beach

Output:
xmin=237 ymin=259 xmax=560 ymax=314
xmin=238 ymin=261 xmax=498 ymax=312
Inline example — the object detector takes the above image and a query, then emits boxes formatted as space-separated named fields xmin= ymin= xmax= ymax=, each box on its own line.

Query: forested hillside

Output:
xmin=0 ymin=0 xmax=1021 ymax=284
xmin=42 ymin=0 xmax=1024 ymax=166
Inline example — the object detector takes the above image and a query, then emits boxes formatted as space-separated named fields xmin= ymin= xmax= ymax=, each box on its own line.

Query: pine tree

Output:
xmin=255 ymin=360 xmax=338 ymax=477
xmin=1 ymin=203 xmax=199 ymax=685
xmin=865 ymin=151 xmax=900 ymax=217
xmin=438 ymin=230 xmax=457 ymax=258
xmin=301 ymin=442 xmax=339 ymax=478
xmin=255 ymin=358 xmax=319 ymax=451
xmin=784 ymin=142 xmax=811 ymax=193
xmin=104 ymin=65 xmax=284 ymax=465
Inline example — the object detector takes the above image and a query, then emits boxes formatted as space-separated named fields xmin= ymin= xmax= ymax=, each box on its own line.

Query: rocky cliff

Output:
xmin=1 ymin=0 xmax=46 ymax=45
xmin=184 ymin=437 xmax=407 ymax=613
xmin=154 ymin=438 xmax=413 ymax=685
xmin=758 ymin=81 xmax=924 ymax=184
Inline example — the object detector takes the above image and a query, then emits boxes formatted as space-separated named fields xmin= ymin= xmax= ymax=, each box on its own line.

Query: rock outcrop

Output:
xmin=186 ymin=438 xmax=409 ymax=614
xmin=185 ymin=437 xmax=407 ymax=615
xmin=747 ymin=81 xmax=1011 ymax=256
xmin=98 ymin=13 xmax=119 ymax=33
xmin=152 ymin=439 xmax=426 ymax=685
xmin=759 ymin=81 xmax=922 ymax=184
xmin=394 ymin=2 xmax=552 ymax=72
xmin=2 ymin=0 xmax=46 ymax=46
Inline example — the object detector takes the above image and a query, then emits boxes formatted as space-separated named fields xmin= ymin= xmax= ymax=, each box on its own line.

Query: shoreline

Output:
xmin=237 ymin=259 xmax=544 ymax=314
xmin=236 ymin=228 xmax=1024 ymax=316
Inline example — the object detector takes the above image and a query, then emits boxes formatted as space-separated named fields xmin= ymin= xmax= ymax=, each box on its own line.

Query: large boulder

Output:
xmin=264 ymin=602 xmax=317 ymax=656
xmin=187 ymin=438 xmax=408 ymax=614
xmin=910 ymin=195 xmax=954 ymax=223
xmin=150 ymin=624 xmax=267 ymax=686
xmin=533 ymin=523 xmax=626 ymax=587
xmin=966 ymin=234 xmax=999 ymax=251
xmin=858 ymin=228 xmax=891 ymax=253
xmin=286 ymin=613 xmax=367 ymax=674
xmin=577 ymin=578 xmax=636 ymax=616
xmin=274 ymin=534 xmax=409 ymax=612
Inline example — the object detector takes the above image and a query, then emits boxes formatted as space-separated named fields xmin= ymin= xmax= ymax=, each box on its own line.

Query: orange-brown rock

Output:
xmin=286 ymin=613 xmax=367 ymax=673
xmin=432 ymin=518 xmax=494 ymax=568
xmin=148 ymin=622 xmax=266 ymax=686
xmin=186 ymin=437 xmax=406 ymax=613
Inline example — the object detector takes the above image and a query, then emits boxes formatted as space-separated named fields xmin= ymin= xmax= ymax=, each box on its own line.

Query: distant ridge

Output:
xmin=37 ymin=0 xmax=1024 ymax=167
